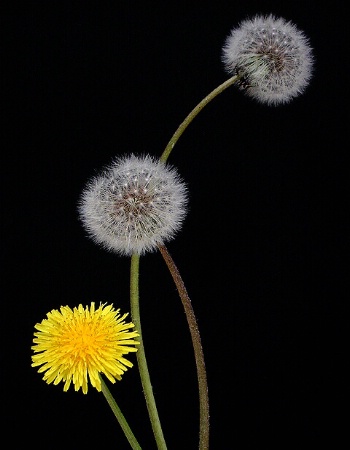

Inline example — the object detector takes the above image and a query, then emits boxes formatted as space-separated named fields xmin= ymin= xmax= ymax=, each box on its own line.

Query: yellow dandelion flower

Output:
xmin=31 ymin=302 xmax=139 ymax=394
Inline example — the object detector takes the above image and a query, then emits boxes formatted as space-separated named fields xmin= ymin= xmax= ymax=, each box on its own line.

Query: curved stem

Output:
xmin=158 ymin=244 xmax=209 ymax=450
xmin=100 ymin=375 xmax=142 ymax=450
xmin=160 ymin=75 xmax=238 ymax=163
xmin=129 ymin=254 xmax=168 ymax=450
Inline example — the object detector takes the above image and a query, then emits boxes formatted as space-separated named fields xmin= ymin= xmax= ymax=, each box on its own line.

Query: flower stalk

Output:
xmin=158 ymin=244 xmax=209 ymax=450
xmin=160 ymin=75 xmax=238 ymax=163
xmin=130 ymin=254 xmax=168 ymax=450
xmin=100 ymin=375 xmax=142 ymax=450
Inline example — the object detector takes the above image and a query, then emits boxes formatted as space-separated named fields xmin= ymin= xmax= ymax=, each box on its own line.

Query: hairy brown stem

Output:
xmin=158 ymin=244 xmax=209 ymax=450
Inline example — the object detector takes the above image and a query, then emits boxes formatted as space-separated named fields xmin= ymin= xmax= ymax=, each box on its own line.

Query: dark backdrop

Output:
xmin=3 ymin=1 xmax=347 ymax=448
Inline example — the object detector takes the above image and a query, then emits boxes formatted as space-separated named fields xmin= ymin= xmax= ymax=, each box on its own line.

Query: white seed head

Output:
xmin=78 ymin=154 xmax=188 ymax=256
xmin=222 ymin=14 xmax=314 ymax=105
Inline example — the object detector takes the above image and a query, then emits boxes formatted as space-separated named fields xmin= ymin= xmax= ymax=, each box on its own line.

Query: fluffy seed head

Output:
xmin=78 ymin=154 xmax=188 ymax=256
xmin=222 ymin=14 xmax=314 ymax=105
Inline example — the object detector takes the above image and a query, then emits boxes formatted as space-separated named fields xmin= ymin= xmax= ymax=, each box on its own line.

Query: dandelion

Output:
xmin=222 ymin=14 xmax=314 ymax=105
xmin=31 ymin=302 xmax=139 ymax=394
xmin=78 ymin=154 xmax=188 ymax=256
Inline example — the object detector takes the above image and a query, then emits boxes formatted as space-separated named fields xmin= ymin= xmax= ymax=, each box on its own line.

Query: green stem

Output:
xmin=100 ymin=375 xmax=142 ymax=450
xmin=158 ymin=244 xmax=209 ymax=450
xmin=130 ymin=254 xmax=168 ymax=450
xmin=160 ymin=75 xmax=238 ymax=163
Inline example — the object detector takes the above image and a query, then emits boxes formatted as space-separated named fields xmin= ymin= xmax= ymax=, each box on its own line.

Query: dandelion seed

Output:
xmin=31 ymin=302 xmax=139 ymax=394
xmin=78 ymin=154 xmax=188 ymax=256
xmin=222 ymin=14 xmax=314 ymax=105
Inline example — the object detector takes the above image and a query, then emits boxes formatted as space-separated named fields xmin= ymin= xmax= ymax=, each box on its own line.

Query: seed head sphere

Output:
xmin=222 ymin=14 xmax=314 ymax=105
xmin=78 ymin=154 xmax=188 ymax=256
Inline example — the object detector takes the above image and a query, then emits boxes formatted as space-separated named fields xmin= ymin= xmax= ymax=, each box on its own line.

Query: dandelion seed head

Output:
xmin=78 ymin=154 xmax=188 ymax=256
xmin=222 ymin=14 xmax=314 ymax=105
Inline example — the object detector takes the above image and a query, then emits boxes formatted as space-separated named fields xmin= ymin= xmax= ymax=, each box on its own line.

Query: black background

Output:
xmin=3 ymin=1 xmax=347 ymax=448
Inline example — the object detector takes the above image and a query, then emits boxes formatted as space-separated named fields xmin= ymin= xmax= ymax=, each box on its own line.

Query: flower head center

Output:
xmin=55 ymin=316 xmax=110 ymax=363
xmin=114 ymin=187 xmax=155 ymax=218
